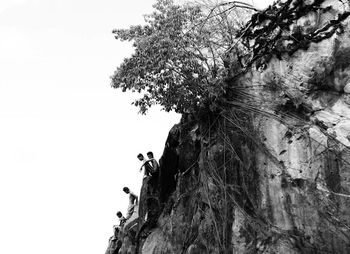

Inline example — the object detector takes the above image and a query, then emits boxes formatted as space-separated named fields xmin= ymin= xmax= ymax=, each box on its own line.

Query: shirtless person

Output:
xmin=137 ymin=153 xmax=154 ymax=177
xmin=122 ymin=187 xmax=138 ymax=219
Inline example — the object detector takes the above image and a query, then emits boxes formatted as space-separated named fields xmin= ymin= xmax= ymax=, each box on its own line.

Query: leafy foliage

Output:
xmin=111 ymin=0 xmax=249 ymax=114
xmin=237 ymin=0 xmax=350 ymax=70
xmin=112 ymin=0 xmax=350 ymax=114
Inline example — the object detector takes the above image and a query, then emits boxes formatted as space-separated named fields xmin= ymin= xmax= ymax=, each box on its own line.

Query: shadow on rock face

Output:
xmin=186 ymin=243 xmax=208 ymax=254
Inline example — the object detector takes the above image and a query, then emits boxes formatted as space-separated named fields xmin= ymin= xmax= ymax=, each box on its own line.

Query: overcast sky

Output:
xmin=0 ymin=1 xmax=272 ymax=253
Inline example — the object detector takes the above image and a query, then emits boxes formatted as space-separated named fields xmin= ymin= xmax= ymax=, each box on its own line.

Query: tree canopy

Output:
xmin=111 ymin=0 xmax=350 ymax=114
xmin=111 ymin=0 xmax=252 ymax=114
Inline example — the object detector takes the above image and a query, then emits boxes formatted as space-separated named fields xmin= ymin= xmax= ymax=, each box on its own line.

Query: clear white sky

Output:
xmin=0 ymin=0 xmax=272 ymax=254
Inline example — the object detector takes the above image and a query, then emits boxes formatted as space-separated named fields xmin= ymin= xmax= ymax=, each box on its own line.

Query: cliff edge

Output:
xmin=107 ymin=0 xmax=350 ymax=253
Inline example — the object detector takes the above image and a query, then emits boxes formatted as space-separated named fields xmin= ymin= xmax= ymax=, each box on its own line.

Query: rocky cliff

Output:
xmin=107 ymin=0 xmax=350 ymax=253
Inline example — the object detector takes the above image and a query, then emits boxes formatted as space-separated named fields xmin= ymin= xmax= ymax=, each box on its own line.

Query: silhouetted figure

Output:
xmin=123 ymin=187 xmax=138 ymax=220
xmin=107 ymin=225 xmax=122 ymax=254
xmin=146 ymin=151 xmax=160 ymax=194
xmin=110 ymin=224 xmax=120 ymax=241
xmin=146 ymin=151 xmax=159 ymax=174
xmin=137 ymin=153 xmax=154 ymax=177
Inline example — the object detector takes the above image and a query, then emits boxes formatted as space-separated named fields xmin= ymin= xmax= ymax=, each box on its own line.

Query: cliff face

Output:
xmin=107 ymin=1 xmax=350 ymax=253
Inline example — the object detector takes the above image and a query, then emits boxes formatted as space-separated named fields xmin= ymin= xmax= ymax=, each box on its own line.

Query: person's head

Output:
xmin=116 ymin=211 xmax=122 ymax=218
xmin=137 ymin=153 xmax=144 ymax=161
xmin=123 ymin=187 xmax=130 ymax=194
xmin=147 ymin=151 xmax=154 ymax=159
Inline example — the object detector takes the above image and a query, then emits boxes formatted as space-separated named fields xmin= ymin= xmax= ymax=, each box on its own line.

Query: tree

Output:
xmin=111 ymin=0 xmax=253 ymax=114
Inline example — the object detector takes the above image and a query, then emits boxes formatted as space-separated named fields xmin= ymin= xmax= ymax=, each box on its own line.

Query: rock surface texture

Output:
xmin=106 ymin=0 xmax=350 ymax=253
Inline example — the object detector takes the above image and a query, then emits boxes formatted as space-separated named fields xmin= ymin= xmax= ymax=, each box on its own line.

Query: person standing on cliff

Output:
xmin=122 ymin=187 xmax=138 ymax=219
xmin=146 ymin=151 xmax=159 ymax=174
xmin=137 ymin=153 xmax=154 ymax=177
xmin=146 ymin=151 xmax=160 ymax=192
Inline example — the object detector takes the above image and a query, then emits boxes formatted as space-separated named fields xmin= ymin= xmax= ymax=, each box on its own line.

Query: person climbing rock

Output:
xmin=137 ymin=153 xmax=154 ymax=177
xmin=146 ymin=151 xmax=159 ymax=174
xmin=110 ymin=224 xmax=120 ymax=241
xmin=146 ymin=151 xmax=160 ymax=193
xmin=122 ymin=187 xmax=138 ymax=219
xmin=107 ymin=225 xmax=122 ymax=254
xmin=116 ymin=211 xmax=126 ymax=227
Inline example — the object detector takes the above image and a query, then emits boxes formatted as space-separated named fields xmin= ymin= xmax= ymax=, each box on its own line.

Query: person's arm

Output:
xmin=140 ymin=161 xmax=149 ymax=172
xmin=130 ymin=192 xmax=139 ymax=205
xmin=145 ymin=159 xmax=155 ymax=169
xmin=152 ymin=159 xmax=159 ymax=171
